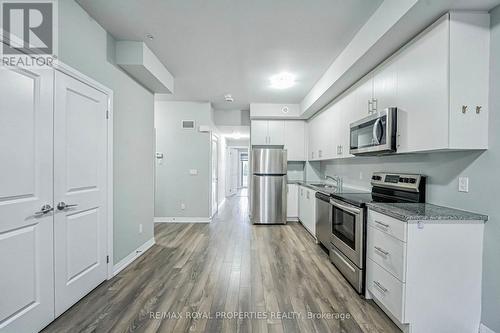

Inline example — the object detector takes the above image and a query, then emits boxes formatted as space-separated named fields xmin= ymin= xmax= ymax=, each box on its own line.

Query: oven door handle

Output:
xmin=330 ymin=198 xmax=361 ymax=215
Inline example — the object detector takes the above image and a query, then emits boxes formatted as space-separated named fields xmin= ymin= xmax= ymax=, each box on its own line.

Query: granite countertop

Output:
xmin=366 ymin=202 xmax=488 ymax=222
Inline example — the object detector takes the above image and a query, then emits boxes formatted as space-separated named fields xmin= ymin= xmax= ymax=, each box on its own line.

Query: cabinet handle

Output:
xmin=374 ymin=220 xmax=390 ymax=229
xmin=368 ymin=100 xmax=373 ymax=114
xmin=319 ymin=150 xmax=322 ymax=158
xmin=374 ymin=246 xmax=389 ymax=256
xmin=372 ymin=98 xmax=377 ymax=113
xmin=373 ymin=281 xmax=388 ymax=293
xmin=312 ymin=151 xmax=315 ymax=159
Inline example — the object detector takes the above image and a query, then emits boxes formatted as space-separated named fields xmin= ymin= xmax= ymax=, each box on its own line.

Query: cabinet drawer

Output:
xmin=367 ymin=226 xmax=406 ymax=282
xmin=368 ymin=210 xmax=407 ymax=242
xmin=367 ymin=259 xmax=406 ymax=323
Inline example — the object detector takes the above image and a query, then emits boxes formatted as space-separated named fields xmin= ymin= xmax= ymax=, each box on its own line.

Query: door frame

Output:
xmin=53 ymin=61 xmax=114 ymax=279
xmin=210 ymin=133 xmax=219 ymax=218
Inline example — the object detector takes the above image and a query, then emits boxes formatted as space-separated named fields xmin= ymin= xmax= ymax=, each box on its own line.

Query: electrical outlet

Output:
xmin=458 ymin=177 xmax=469 ymax=193
xmin=139 ymin=224 xmax=143 ymax=234
xmin=181 ymin=203 xmax=186 ymax=210
xmin=189 ymin=169 xmax=198 ymax=175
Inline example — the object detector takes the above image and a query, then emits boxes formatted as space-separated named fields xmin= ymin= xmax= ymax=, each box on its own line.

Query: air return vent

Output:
xmin=182 ymin=120 xmax=195 ymax=129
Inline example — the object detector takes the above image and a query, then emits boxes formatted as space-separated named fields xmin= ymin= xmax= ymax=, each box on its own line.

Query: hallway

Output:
xmin=43 ymin=194 xmax=399 ymax=333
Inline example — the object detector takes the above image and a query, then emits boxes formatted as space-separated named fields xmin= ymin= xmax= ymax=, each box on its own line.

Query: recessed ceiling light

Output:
xmin=270 ymin=72 xmax=295 ymax=89
xmin=145 ymin=33 xmax=154 ymax=41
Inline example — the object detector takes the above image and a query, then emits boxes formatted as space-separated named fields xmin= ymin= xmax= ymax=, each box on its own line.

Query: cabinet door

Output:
xmin=316 ymin=109 xmax=334 ymax=160
xmin=307 ymin=117 xmax=319 ymax=160
xmin=303 ymin=189 xmax=311 ymax=231
xmin=373 ymin=58 xmax=398 ymax=114
xmin=287 ymin=184 xmax=298 ymax=218
xmin=267 ymin=120 xmax=285 ymax=145
xmin=310 ymin=192 xmax=316 ymax=236
xmin=284 ymin=121 xmax=305 ymax=161
xmin=251 ymin=120 xmax=268 ymax=145
xmin=352 ymin=74 xmax=374 ymax=119
xmin=448 ymin=12 xmax=490 ymax=149
xmin=396 ymin=16 xmax=449 ymax=153
xmin=298 ymin=186 xmax=305 ymax=222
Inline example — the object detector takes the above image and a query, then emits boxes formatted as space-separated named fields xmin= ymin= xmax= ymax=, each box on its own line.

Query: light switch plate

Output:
xmin=459 ymin=176 xmax=469 ymax=193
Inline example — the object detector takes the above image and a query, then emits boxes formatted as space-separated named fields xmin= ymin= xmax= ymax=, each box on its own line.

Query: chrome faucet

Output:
xmin=325 ymin=175 xmax=343 ymax=191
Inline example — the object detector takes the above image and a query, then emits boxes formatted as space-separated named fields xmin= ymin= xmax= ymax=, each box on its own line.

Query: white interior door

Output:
xmin=211 ymin=136 xmax=218 ymax=216
xmin=0 ymin=68 xmax=55 ymax=332
xmin=53 ymin=71 xmax=108 ymax=316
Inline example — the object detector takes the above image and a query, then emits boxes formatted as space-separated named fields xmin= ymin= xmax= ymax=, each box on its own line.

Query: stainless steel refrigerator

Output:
xmin=250 ymin=148 xmax=287 ymax=224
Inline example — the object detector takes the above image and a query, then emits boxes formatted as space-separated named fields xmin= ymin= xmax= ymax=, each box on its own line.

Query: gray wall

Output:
xmin=58 ymin=1 xmax=155 ymax=263
xmin=155 ymin=101 xmax=212 ymax=218
xmin=321 ymin=6 xmax=500 ymax=329
xmin=213 ymin=110 xmax=251 ymax=126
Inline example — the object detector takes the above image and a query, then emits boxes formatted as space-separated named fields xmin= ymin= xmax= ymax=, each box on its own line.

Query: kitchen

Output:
xmin=1 ymin=1 xmax=499 ymax=333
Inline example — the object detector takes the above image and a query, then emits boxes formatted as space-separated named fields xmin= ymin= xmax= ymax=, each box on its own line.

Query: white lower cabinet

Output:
xmin=366 ymin=209 xmax=484 ymax=333
xmin=298 ymin=186 xmax=316 ymax=237
xmin=287 ymin=184 xmax=298 ymax=220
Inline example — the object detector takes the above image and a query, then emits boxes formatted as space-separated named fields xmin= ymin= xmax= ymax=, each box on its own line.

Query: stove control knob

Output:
xmin=409 ymin=178 xmax=417 ymax=184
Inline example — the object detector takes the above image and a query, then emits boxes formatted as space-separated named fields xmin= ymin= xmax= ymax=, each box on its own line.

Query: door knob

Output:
xmin=57 ymin=202 xmax=78 ymax=210
xmin=35 ymin=204 xmax=53 ymax=216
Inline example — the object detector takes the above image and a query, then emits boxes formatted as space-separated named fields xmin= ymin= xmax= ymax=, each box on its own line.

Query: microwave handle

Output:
xmin=372 ymin=118 xmax=382 ymax=145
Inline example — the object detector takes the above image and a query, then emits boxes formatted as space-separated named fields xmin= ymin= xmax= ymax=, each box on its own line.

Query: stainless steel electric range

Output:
xmin=328 ymin=172 xmax=426 ymax=294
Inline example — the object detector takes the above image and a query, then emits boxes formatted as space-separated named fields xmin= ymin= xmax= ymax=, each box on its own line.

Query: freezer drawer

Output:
xmin=251 ymin=175 xmax=287 ymax=224
xmin=252 ymin=148 xmax=287 ymax=175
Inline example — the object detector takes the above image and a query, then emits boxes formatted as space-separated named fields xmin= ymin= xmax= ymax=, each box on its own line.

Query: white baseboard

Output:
xmin=480 ymin=324 xmax=497 ymax=333
xmin=287 ymin=217 xmax=299 ymax=222
xmin=112 ymin=237 xmax=155 ymax=277
xmin=154 ymin=216 xmax=211 ymax=223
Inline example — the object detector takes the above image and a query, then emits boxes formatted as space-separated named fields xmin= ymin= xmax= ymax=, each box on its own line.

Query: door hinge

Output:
xmin=106 ymin=255 xmax=110 ymax=264
xmin=106 ymin=110 xmax=110 ymax=119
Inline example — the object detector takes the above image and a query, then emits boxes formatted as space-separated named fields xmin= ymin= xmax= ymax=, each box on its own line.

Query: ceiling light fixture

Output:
xmin=270 ymin=72 xmax=295 ymax=89
xmin=145 ymin=33 xmax=154 ymax=41
xmin=224 ymin=94 xmax=234 ymax=102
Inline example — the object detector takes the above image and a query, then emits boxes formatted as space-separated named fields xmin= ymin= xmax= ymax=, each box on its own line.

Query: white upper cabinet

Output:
xmin=448 ymin=12 xmax=489 ymax=149
xmin=250 ymin=120 xmax=269 ymax=145
xmin=251 ymin=120 xmax=285 ymax=146
xmin=306 ymin=11 xmax=490 ymax=159
xmin=284 ymin=121 xmax=306 ymax=161
xmin=267 ymin=120 xmax=285 ymax=145
xmin=373 ymin=58 xmax=398 ymax=115
xmin=396 ymin=12 xmax=489 ymax=152
xmin=252 ymin=119 xmax=306 ymax=160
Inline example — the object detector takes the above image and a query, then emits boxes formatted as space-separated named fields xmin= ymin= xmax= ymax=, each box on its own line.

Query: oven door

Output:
xmin=350 ymin=108 xmax=397 ymax=155
xmin=330 ymin=198 xmax=364 ymax=268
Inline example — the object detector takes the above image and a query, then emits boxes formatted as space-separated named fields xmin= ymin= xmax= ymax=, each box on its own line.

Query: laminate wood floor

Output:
xmin=43 ymin=191 xmax=400 ymax=333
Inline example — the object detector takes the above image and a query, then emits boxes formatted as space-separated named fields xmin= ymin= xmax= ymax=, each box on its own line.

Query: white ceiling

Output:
xmin=77 ymin=0 xmax=383 ymax=110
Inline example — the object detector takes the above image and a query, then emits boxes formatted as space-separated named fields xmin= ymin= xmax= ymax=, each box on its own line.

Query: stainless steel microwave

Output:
xmin=349 ymin=108 xmax=397 ymax=155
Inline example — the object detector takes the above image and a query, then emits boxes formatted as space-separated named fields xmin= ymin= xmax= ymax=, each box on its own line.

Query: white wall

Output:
xmin=155 ymin=101 xmax=212 ymax=218
xmin=59 ymin=1 xmax=154 ymax=263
